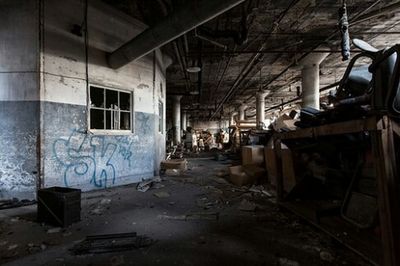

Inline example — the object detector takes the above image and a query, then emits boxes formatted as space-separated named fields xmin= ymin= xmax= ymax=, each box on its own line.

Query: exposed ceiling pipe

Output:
xmin=108 ymin=0 xmax=247 ymax=69
xmin=351 ymin=1 xmax=400 ymax=26
xmin=209 ymin=0 xmax=301 ymax=120
xmin=154 ymin=0 xmax=191 ymax=91
xmin=236 ymin=0 xmax=386 ymax=109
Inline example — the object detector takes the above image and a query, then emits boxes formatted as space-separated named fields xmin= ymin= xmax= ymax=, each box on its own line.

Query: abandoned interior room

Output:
xmin=0 ymin=0 xmax=399 ymax=265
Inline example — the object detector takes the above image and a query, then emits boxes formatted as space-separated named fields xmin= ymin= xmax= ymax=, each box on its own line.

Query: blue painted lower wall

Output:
xmin=0 ymin=101 xmax=159 ymax=200
xmin=0 ymin=101 xmax=39 ymax=200
xmin=43 ymin=102 xmax=157 ymax=191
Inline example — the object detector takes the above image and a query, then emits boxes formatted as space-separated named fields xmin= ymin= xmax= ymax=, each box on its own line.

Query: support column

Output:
xmin=230 ymin=111 xmax=238 ymax=126
xmin=256 ymin=91 xmax=269 ymax=129
xmin=172 ymin=95 xmax=182 ymax=145
xmin=299 ymin=49 xmax=330 ymax=110
xmin=181 ymin=111 xmax=187 ymax=133
xmin=238 ymin=104 xmax=247 ymax=121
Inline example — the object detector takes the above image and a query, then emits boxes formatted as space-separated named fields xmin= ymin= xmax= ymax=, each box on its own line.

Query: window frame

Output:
xmin=88 ymin=84 xmax=134 ymax=135
xmin=158 ymin=100 xmax=164 ymax=134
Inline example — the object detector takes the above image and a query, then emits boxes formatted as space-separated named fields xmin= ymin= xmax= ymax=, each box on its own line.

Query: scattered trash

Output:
xmin=40 ymin=244 xmax=47 ymax=251
xmin=215 ymin=169 xmax=229 ymax=177
xmin=0 ymin=241 xmax=8 ymax=246
xmin=0 ymin=198 xmax=35 ymax=210
xmin=63 ymin=231 xmax=72 ymax=237
xmin=158 ymin=212 xmax=219 ymax=221
xmin=212 ymin=176 xmax=229 ymax=184
xmin=152 ymin=183 xmax=165 ymax=189
xmin=70 ymin=232 xmax=154 ymax=255
xmin=248 ymin=185 xmax=272 ymax=197
xmin=196 ymin=198 xmax=217 ymax=209
xmin=136 ymin=177 xmax=162 ymax=192
xmin=47 ymin=227 xmax=62 ymax=234
xmin=320 ymin=251 xmax=334 ymax=262
xmin=7 ymin=244 xmax=18 ymax=250
xmin=153 ymin=191 xmax=170 ymax=198
xmin=278 ymin=258 xmax=300 ymax=266
xmin=90 ymin=208 xmax=104 ymax=215
xmin=100 ymin=198 xmax=112 ymax=205
xmin=238 ymin=199 xmax=257 ymax=212
xmin=10 ymin=217 xmax=20 ymax=223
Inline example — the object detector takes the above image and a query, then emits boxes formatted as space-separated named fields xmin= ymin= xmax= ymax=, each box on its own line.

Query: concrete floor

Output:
xmin=0 ymin=158 xmax=371 ymax=266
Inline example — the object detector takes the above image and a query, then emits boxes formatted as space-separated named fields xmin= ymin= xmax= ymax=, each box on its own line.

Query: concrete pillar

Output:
xmin=181 ymin=111 xmax=187 ymax=133
xmin=172 ymin=95 xmax=182 ymax=145
xmin=256 ymin=91 xmax=269 ymax=129
xmin=299 ymin=49 xmax=330 ymax=110
xmin=230 ymin=111 xmax=238 ymax=126
xmin=187 ymin=114 xmax=191 ymax=127
xmin=238 ymin=104 xmax=247 ymax=121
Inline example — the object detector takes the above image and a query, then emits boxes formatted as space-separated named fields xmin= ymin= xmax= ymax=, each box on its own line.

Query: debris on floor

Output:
xmin=278 ymin=257 xmax=300 ymax=266
xmin=0 ymin=198 xmax=36 ymax=210
xmin=158 ymin=212 xmax=219 ymax=221
xmin=89 ymin=198 xmax=112 ymax=215
xmin=153 ymin=191 xmax=171 ymax=198
xmin=320 ymin=250 xmax=335 ymax=262
xmin=238 ymin=199 xmax=257 ymax=212
xmin=136 ymin=176 xmax=162 ymax=192
xmin=46 ymin=227 xmax=62 ymax=234
xmin=248 ymin=185 xmax=272 ymax=197
xmin=70 ymin=233 xmax=154 ymax=255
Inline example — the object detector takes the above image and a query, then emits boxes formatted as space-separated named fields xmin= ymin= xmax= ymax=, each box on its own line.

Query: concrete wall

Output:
xmin=0 ymin=0 xmax=40 ymax=200
xmin=0 ymin=0 xmax=167 ymax=199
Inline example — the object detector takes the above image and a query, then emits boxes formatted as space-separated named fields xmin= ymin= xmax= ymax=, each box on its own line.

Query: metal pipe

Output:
xmin=108 ymin=0 xmax=246 ymax=68
xmin=209 ymin=0 xmax=301 ymax=120
xmin=173 ymin=42 xmax=191 ymax=91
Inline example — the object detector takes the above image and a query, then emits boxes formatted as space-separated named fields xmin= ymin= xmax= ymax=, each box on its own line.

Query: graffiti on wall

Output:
xmin=53 ymin=129 xmax=134 ymax=188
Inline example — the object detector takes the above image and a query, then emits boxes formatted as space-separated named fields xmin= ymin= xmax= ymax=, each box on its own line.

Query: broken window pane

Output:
xmin=120 ymin=112 xmax=130 ymax=130
xmin=90 ymin=109 xmax=104 ymax=129
xmin=120 ymin=92 xmax=130 ymax=111
xmin=106 ymin=90 xmax=118 ymax=109
xmin=90 ymin=87 xmax=104 ymax=108
xmin=89 ymin=86 xmax=132 ymax=131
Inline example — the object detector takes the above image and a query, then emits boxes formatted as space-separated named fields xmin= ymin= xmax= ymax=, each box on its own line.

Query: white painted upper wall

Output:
xmin=41 ymin=0 xmax=167 ymax=114
xmin=0 ymin=0 xmax=39 ymax=101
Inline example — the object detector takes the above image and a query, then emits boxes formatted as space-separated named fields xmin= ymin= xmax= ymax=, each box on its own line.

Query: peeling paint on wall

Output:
xmin=42 ymin=101 xmax=156 ymax=191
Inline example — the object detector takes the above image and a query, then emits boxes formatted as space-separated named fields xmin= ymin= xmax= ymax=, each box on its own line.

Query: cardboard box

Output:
xmin=242 ymin=145 xmax=265 ymax=166
xmin=281 ymin=147 xmax=296 ymax=192
xmin=242 ymin=164 xmax=267 ymax=181
xmin=264 ymin=141 xmax=296 ymax=192
xmin=264 ymin=147 xmax=278 ymax=186
xmin=229 ymin=165 xmax=256 ymax=186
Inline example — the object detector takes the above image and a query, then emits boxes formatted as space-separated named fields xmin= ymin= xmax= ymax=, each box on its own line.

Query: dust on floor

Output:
xmin=0 ymin=158 xmax=371 ymax=266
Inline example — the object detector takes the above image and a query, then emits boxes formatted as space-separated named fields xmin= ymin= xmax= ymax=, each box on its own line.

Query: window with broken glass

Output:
xmin=89 ymin=85 xmax=133 ymax=132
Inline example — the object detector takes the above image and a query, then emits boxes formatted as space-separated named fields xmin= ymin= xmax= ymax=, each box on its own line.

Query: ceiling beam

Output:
xmin=107 ymin=0 xmax=246 ymax=69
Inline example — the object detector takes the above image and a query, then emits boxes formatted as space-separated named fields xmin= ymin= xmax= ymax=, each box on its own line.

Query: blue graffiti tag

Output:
xmin=53 ymin=129 xmax=118 ymax=188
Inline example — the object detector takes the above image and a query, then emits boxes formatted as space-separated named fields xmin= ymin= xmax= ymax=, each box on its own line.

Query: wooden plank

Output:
xmin=391 ymin=119 xmax=400 ymax=137
xmin=279 ymin=116 xmax=378 ymax=140
xmin=371 ymin=117 xmax=400 ymax=266
xmin=273 ymin=136 xmax=284 ymax=202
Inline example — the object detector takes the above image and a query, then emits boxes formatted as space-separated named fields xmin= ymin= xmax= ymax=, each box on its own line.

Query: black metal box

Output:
xmin=37 ymin=187 xmax=81 ymax=227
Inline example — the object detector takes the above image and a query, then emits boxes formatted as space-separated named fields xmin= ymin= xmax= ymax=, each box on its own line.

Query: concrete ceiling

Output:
xmin=104 ymin=0 xmax=400 ymax=121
